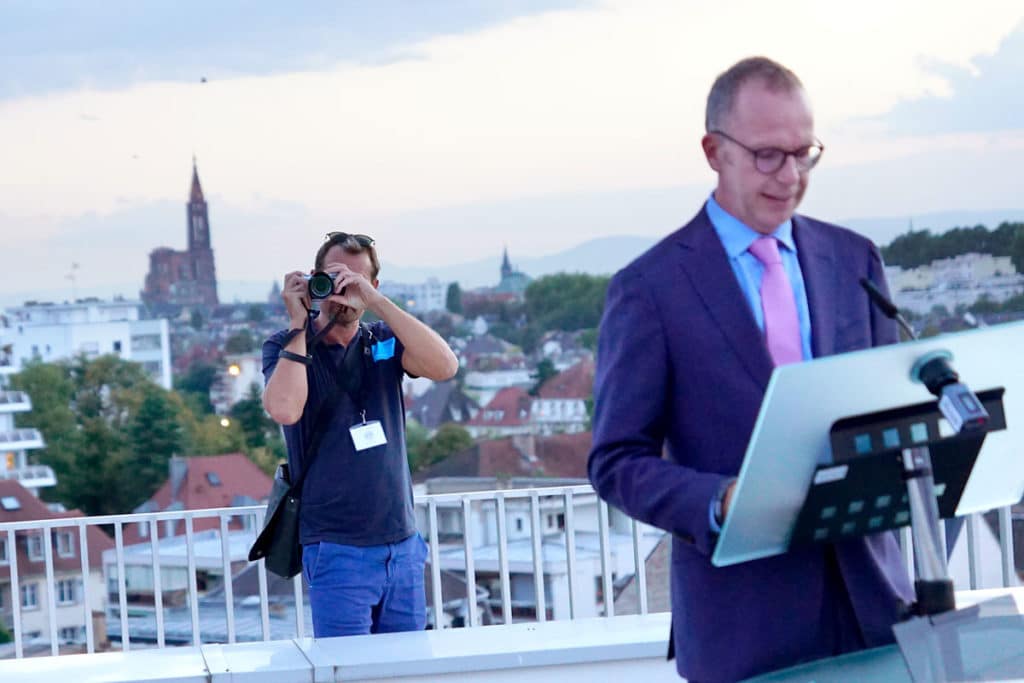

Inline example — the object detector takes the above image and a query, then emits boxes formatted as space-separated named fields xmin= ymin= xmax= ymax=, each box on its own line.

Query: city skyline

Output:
xmin=3 ymin=1 xmax=1024 ymax=305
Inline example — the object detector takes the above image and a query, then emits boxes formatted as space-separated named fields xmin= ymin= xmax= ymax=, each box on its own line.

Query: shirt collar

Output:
xmin=705 ymin=192 xmax=797 ymax=259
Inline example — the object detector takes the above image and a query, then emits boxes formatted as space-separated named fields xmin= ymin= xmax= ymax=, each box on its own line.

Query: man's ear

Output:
xmin=373 ymin=279 xmax=380 ymax=289
xmin=701 ymin=134 xmax=721 ymax=172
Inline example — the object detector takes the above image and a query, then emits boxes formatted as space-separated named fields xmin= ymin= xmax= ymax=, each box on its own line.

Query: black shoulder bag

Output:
xmin=248 ymin=323 xmax=367 ymax=578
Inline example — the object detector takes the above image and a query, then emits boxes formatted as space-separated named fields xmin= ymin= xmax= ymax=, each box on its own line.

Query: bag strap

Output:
xmin=288 ymin=321 xmax=368 ymax=493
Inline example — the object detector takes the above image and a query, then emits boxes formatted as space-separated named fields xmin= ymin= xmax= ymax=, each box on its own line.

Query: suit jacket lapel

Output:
xmin=676 ymin=209 xmax=773 ymax=390
xmin=793 ymin=215 xmax=838 ymax=358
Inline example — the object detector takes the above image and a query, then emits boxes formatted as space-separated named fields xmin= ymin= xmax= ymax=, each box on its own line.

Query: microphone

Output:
xmin=860 ymin=278 xmax=989 ymax=433
xmin=859 ymin=278 xmax=917 ymax=340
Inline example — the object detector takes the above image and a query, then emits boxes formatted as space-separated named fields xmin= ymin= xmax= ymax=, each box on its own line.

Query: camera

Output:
xmin=303 ymin=271 xmax=344 ymax=300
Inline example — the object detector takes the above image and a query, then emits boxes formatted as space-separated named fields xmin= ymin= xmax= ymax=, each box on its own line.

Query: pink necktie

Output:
xmin=748 ymin=237 xmax=802 ymax=366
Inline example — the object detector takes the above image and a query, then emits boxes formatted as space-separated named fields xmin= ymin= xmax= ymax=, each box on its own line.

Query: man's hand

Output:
xmin=323 ymin=263 xmax=384 ymax=313
xmin=282 ymin=271 xmax=311 ymax=328
xmin=722 ymin=481 xmax=736 ymax=519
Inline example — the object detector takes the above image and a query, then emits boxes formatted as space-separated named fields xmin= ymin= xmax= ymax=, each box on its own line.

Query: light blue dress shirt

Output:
xmin=704 ymin=194 xmax=813 ymax=532
xmin=705 ymin=194 xmax=813 ymax=361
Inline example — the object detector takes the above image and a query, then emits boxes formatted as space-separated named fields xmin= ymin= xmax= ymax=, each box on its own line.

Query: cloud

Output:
xmin=3 ymin=0 xmax=1024 ymax=302
xmin=869 ymin=21 xmax=1024 ymax=135
xmin=0 ymin=0 xmax=585 ymax=100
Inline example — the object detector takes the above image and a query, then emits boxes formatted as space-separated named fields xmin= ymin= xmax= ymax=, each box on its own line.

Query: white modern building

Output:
xmin=0 ymin=357 xmax=54 ymax=495
xmin=379 ymin=277 xmax=450 ymax=313
xmin=887 ymin=253 xmax=1024 ymax=315
xmin=0 ymin=299 xmax=172 ymax=389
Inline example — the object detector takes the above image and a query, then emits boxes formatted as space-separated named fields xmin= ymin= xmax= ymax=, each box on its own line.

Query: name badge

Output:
xmin=350 ymin=420 xmax=387 ymax=451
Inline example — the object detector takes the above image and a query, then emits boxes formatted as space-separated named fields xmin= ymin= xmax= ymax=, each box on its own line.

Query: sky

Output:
xmin=2 ymin=0 xmax=1024 ymax=304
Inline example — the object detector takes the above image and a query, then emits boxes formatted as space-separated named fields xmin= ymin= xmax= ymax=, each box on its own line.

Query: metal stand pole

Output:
xmin=902 ymin=445 xmax=956 ymax=616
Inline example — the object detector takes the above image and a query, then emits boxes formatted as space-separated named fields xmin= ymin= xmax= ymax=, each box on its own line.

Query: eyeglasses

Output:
xmin=710 ymin=130 xmax=824 ymax=174
xmin=324 ymin=231 xmax=375 ymax=247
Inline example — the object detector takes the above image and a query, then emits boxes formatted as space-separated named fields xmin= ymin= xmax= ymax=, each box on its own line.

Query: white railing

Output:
xmin=0 ymin=428 xmax=43 ymax=447
xmin=0 ymin=485 xmax=1017 ymax=661
xmin=0 ymin=465 xmax=56 ymax=485
xmin=0 ymin=391 xmax=30 ymax=408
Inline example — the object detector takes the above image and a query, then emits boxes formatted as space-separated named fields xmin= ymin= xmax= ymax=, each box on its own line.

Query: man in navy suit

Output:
xmin=588 ymin=57 xmax=914 ymax=682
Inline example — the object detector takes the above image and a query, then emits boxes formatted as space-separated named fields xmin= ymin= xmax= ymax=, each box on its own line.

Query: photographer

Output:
xmin=262 ymin=231 xmax=458 ymax=637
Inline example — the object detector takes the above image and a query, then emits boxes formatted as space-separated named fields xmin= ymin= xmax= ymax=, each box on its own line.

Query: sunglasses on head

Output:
xmin=324 ymin=231 xmax=375 ymax=247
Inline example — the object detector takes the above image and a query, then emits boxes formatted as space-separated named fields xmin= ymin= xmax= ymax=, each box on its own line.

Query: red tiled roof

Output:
xmin=0 ymin=480 xmax=114 ymax=580
xmin=537 ymin=358 xmax=595 ymax=400
xmin=414 ymin=432 xmax=592 ymax=481
xmin=465 ymin=387 xmax=532 ymax=427
xmin=122 ymin=453 xmax=273 ymax=545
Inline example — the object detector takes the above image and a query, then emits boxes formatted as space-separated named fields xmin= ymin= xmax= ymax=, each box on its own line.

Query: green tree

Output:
xmin=421 ymin=423 xmax=473 ymax=466
xmin=529 ymin=359 xmax=557 ymax=396
xmin=405 ymin=419 xmax=431 ymax=472
xmin=126 ymin=384 xmax=185 ymax=508
xmin=247 ymin=304 xmax=266 ymax=323
xmin=230 ymin=383 xmax=274 ymax=449
xmin=225 ymin=329 xmax=256 ymax=354
xmin=0 ymin=622 xmax=12 ymax=644
xmin=524 ymin=273 xmax=610 ymax=333
xmin=1012 ymin=228 xmax=1024 ymax=275
xmin=446 ymin=282 xmax=463 ymax=314
xmin=174 ymin=360 xmax=219 ymax=415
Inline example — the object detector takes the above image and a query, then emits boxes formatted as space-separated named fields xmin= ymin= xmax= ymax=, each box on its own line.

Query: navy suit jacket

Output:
xmin=588 ymin=207 xmax=914 ymax=682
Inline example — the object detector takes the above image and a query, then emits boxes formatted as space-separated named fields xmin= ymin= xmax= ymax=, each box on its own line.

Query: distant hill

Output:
xmin=382 ymin=235 xmax=658 ymax=289
xmin=5 ymin=208 xmax=1022 ymax=307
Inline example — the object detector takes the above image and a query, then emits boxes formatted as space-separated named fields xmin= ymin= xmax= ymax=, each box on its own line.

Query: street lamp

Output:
xmin=228 ymin=364 xmax=241 ymax=376
xmin=220 ymin=418 xmax=231 ymax=428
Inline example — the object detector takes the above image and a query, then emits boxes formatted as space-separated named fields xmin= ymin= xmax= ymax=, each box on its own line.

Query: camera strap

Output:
xmin=288 ymin=321 xmax=368 ymax=494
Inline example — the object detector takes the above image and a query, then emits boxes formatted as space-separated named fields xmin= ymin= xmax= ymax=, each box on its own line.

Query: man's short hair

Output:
xmin=705 ymin=57 xmax=804 ymax=132
xmin=315 ymin=232 xmax=381 ymax=280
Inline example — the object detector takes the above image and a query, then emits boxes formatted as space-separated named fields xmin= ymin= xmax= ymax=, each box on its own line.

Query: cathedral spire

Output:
xmin=190 ymin=156 xmax=205 ymax=203
xmin=501 ymin=245 xmax=513 ymax=280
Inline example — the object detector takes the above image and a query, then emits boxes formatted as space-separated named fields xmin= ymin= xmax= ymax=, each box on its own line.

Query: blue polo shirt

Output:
xmin=262 ymin=320 xmax=415 ymax=547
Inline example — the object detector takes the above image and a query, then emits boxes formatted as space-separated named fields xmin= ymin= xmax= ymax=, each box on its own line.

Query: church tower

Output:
xmin=501 ymin=246 xmax=513 ymax=281
xmin=187 ymin=158 xmax=219 ymax=305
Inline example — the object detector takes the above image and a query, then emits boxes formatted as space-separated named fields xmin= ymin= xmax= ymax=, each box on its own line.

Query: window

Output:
xmin=21 ymin=583 xmax=39 ymax=609
xmin=1 ymin=495 xmax=20 ymax=510
xmin=112 ymin=340 xmax=122 ymax=353
xmin=206 ymin=471 xmax=222 ymax=487
xmin=27 ymin=533 xmax=44 ymax=561
xmin=515 ymin=518 xmax=524 ymax=532
xmin=59 ymin=626 xmax=81 ymax=643
xmin=0 ymin=537 xmax=8 ymax=564
xmin=131 ymin=334 xmax=161 ymax=351
xmin=139 ymin=522 xmax=149 ymax=538
xmin=56 ymin=531 xmax=75 ymax=558
xmin=57 ymin=579 xmax=78 ymax=605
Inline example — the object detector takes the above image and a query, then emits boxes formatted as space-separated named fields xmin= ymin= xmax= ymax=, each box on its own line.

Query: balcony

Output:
xmin=1 ymin=486 xmax=1021 ymax=681
xmin=0 ymin=464 xmax=57 ymax=490
xmin=0 ymin=391 xmax=31 ymax=413
xmin=0 ymin=428 xmax=45 ymax=451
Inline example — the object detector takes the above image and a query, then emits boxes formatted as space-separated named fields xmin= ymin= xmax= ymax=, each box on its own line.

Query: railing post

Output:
xmin=563 ymin=490 xmax=577 ymax=620
xmin=496 ymin=493 xmax=512 ymax=625
xmin=462 ymin=497 xmax=477 ymax=627
xmin=6 ymin=528 xmax=23 ymax=658
xmin=114 ymin=522 xmax=130 ymax=651
xmin=529 ymin=490 xmax=546 ymax=622
xmin=427 ymin=499 xmax=444 ymax=629
xmin=598 ymin=501 xmax=614 ymax=618
xmin=999 ymin=506 xmax=1016 ymax=588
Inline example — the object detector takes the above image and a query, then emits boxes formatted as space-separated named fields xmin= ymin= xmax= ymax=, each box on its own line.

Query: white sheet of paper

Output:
xmin=350 ymin=420 xmax=387 ymax=451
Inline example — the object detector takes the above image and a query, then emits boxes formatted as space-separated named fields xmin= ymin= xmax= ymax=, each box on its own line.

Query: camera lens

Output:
xmin=307 ymin=272 xmax=335 ymax=299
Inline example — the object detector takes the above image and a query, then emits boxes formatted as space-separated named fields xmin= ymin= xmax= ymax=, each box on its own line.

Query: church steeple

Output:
xmin=501 ymin=246 xmax=513 ymax=281
xmin=190 ymin=156 xmax=205 ymax=203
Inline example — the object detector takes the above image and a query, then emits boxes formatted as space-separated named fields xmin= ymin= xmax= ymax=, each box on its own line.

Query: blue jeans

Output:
xmin=302 ymin=533 xmax=428 ymax=637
